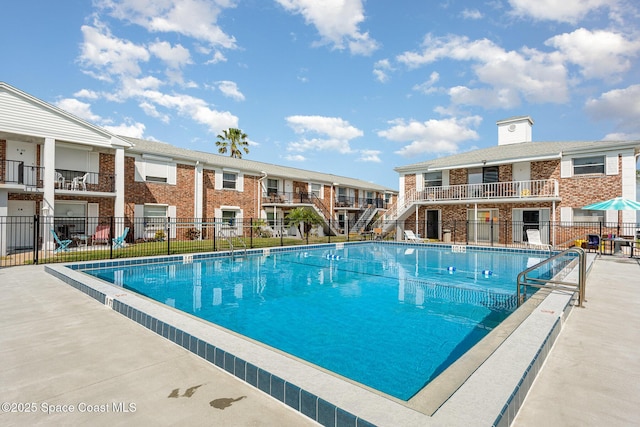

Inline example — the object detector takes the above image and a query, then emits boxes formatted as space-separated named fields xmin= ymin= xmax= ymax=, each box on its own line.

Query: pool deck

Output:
xmin=1 ymin=255 xmax=639 ymax=426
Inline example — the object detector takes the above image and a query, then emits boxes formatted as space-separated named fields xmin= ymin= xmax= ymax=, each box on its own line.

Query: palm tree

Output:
xmin=216 ymin=128 xmax=249 ymax=158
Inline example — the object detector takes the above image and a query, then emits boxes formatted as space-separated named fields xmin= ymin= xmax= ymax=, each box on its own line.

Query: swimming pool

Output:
xmin=79 ymin=242 xmax=546 ymax=401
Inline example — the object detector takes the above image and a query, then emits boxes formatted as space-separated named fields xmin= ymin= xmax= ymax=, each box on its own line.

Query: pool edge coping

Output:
xmin=44 ymin=242 xmax=587 ymax=427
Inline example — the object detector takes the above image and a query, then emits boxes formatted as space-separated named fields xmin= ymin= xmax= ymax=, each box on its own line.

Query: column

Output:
xmin=114 ymin=147 xmax=125 ymax=237
xmin=42 ymin=138 xmax=56 ymax=250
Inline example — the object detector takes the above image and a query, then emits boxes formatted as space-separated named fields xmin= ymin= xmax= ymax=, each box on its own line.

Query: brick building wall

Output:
xmin=123 ymin=157 xmax=195 ymax=220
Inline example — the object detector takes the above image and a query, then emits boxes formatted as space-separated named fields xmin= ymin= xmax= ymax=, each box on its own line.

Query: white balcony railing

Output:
xmin=378 ymin=179 xmax=559 ymax=227
xmin=418 ymin=179 xmax=558 ymax=202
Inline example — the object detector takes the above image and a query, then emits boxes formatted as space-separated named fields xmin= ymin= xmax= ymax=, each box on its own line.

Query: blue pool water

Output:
xmin=82 ymin=243 xmax=549 ymax=400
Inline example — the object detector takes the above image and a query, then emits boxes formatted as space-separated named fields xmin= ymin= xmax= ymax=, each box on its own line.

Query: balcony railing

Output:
xmin=262 ymin=192 xmax=388 ymax=210
xmin=55 ymin=169 xmax=115 ymax=193
xmin=1 ymin=160 xmax=44 ymax=187
xmin=418 ymin=179 xmax=558 ymax=202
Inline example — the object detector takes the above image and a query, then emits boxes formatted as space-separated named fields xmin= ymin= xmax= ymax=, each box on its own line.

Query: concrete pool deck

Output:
xmin=1 ymin=255 xmax=639 ymax=426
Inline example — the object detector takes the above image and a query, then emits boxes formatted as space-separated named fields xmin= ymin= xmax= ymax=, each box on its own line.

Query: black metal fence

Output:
xmin=1 ymin=215 xmax=638 ymax=268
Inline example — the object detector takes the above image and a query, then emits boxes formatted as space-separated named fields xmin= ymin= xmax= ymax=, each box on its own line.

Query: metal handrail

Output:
xmin=517 ymin=247 xmax=586 ymax=307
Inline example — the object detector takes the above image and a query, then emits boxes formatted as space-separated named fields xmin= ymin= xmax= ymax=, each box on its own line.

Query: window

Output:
xmin=143 ymin=205 xmax=168 ymax=237
xmin=223 ymin=172 xmax=237 ymax=189
xmin=423 ymin=171 xmax=442 ymax=188
xmin=468 ymin=168 xmax=482 ymax=185
xmin=310 ymin=183 xmax=321 ymax=198
xmin=145 ymin=160 xmax=170 ymax=183
xmin=145 ymin=176 xmax=167 ymax=183
xmin=222 ymin=210 xmax=236 ymax=226
xmin=483 ymin=166 xmax=499 ymax=183
xmin=573 ymin=208 xmax=604 ymax=223
xmin=366 ymin=191 xmax=374 ymax=205
xmin=267 ymin=179 xmax=278 ymax=195
xmin=573 ymin=156 xmax=604 ymax=175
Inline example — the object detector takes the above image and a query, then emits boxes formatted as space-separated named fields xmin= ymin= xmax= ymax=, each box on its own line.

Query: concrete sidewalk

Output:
xmin=514 ymin=256 xmax=640 ymax=426
xmin=0 ymin=265 xmax=316 ymax=427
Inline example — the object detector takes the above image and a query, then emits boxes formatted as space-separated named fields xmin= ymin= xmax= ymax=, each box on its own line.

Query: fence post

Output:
xmin=33 ymin=214 xmax=39 ymax=265
xmin=490 ymin=218 xmax=494 ymax=246
xmin=250 ymin=218 xmax=253 ymax=249
xmin=167 ymin=216 xmax=171 ymax=255
xmin=213 ymin=219 xmax=217 ymax=251
xmin=109 ymin=216 xmax=114 ymax=259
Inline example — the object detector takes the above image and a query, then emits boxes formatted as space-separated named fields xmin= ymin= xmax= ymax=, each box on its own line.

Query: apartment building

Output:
xmin=0 ymin=82 xmax=395 ymax=255
xmin=389 ymin=116 xmax=640 ymax=245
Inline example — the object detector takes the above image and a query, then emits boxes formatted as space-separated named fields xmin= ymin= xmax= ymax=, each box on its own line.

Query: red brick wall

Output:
xmin=124 ymin=157 xmax=195 ymax=219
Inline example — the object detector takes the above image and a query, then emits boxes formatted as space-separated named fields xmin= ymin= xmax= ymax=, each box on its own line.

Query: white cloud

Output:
xmin=73 ymin=89 xmax=100 ymax=99
xmin=205 ymin=51 xmax=227 ymax=64
xmin=285 ymin=115 xmax=363 ymax=153
xmin=275 ymin=0 xmax=379 ymax=55
xmin=373 ymin=59 xmax=393 ymax=83
xmin=148 ymin=40 xmax=192 ymax=69
xmin=97 ymin=0 xmax=237 ymax=49
xmin=79 ymin=22 xmax=150 ymax=78
xmin=55 ymin=98 xmax=101 ymax=122
xmin=585 ymin=85 xmax=640 ymax=135
xmin=546 ymin=28 xmax=640 ymax=80
xmin=103 ymin=121 xmax=146 ymax=138
xmin=139 ymin=90 xmax=238 ymax=134
xmin=357 ymin=149 xmax=381 ymax=163
xmin=412 ymin=71 xmax=440 ymax=94
xmin=216 ymin=81 xmax=245 ymax=101
xmin=378 ymin=116 xmax=482 ymax=157
xmin=285 ymin=154 xmax=306 ymax=161
xmin=397 ymin=34 xmax=569 ymax=107
xmin=139 ymin=101 xmax=171 ymax=123
xmin=508 ymin=0 xmax=616 ymax=23
xmin=461 ymin=9 xmax=483 ymax=19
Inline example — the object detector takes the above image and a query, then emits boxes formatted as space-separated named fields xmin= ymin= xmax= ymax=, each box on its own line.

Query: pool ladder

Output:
xmin=218 ymin=229 xmax=247 ymax=257
xmin=516 ymin=247 xmax=586 ymax=307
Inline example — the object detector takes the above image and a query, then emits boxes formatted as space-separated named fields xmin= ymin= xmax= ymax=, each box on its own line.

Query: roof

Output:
xmin=0 ymin=82 xmax=132 ymax=148
xmin=395 ymin=140 xmax=640 ymax=173
xmin=122 ymin=136 xmax=397 ymax=193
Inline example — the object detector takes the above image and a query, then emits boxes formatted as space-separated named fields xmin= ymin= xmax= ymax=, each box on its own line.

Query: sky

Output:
xmin=2 ymin=0 xmax=639 ymax=189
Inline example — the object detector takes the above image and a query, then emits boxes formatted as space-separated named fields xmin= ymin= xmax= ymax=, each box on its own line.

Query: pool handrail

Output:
xmin=516 ymin=247 xmax=586 ymax=307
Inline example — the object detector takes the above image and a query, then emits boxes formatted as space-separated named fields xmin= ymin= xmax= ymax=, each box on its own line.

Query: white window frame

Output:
xmin=223 ymin=172 xmax=237 ymax=190
xmin=573 ymin=156 xmax=605 ymax=175
xmin=134 ymin=156 xmax=176 ymax=185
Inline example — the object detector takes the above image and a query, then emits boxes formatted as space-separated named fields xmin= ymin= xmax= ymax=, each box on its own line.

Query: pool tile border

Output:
xmin=45 ymin=242 xmax=586 ymax=427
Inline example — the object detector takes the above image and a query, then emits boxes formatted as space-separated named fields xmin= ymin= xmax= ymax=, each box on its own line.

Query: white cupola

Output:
xmin=496 ymin=116 xmax=534 ymax=145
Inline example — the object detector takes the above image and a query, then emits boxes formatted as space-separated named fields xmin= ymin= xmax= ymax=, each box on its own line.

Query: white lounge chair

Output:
xmin=526 ymin=229 xmax=552 ymax=250
xmin=404 ymin=230 xmax=426 ymax=243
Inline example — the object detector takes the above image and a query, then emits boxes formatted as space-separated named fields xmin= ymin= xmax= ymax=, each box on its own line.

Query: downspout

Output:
xmin=257 ymin=171 xmax=267 ymax=219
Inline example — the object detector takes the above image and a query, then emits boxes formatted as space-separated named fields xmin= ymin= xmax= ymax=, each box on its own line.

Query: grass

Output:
xmin=31 ymin=234 xmax=375 ymax=265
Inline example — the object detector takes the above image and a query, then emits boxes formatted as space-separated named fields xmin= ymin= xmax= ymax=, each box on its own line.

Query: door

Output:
xmin=425 ymin=210 xmax=439 ymax=240
xmin=468 ymin=208 xmax=499 ymax=242
xmin=7 ymin=200 xmax=35 ymax=250
xmin=522 ymin=210 xmax=540 ymax=243
xmin=6 ymin=141 xmax=37 ymax=185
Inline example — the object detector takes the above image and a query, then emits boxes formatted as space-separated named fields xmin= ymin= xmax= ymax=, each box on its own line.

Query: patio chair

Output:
xmin=112 ymin=227 xmax=129 ymax=248
xmin=404 ymin=230 xmax=426 ymax=243
xmin=71 ymin=172 xmax=88 ymax=191
xmin=55 ymin=172 xmax=65 ymax=189
xmin=50 ymin=228 xmax=72 ymax=253
xmin=92 ymin=225 xmax=110 ymax=245
xmin=526 ymin=229 xmax=551 ymax=250
xmin=586 ymin=234 xmax=601 ymax=253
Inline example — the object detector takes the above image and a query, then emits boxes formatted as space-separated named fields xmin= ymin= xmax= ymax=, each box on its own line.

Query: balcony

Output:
xmin=0 ymin=160 xmax=115 ymax=193
xmin=1 ymin=160 xmax=44 ymax=188
xmin=417 ymin=179 xmax=559 ymax=203
xmin=55 ymin=169 xmax=115 ymax=193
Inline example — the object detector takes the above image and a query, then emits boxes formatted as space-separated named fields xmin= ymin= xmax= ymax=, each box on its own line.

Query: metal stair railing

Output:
xmin=517 ymin=247 xmax=586 ymax=307
xmin=351 ymin=206 xmax=376 ymax=233
xmin=217 ymin=227 xmax=247 ymax=257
